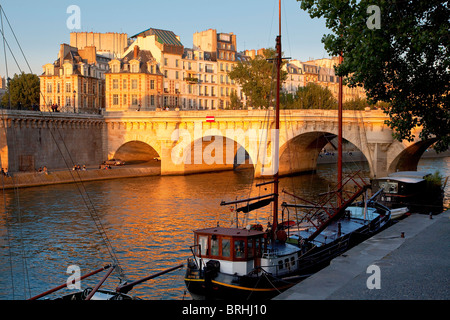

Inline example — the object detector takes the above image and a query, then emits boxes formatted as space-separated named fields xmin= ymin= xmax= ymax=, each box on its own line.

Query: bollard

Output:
xmin=401 ymin=232 xmax=405 ymax=238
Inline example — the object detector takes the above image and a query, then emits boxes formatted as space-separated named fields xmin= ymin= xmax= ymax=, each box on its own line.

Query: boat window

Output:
xmin=199 ymin=236 xmax=208 ymax=256
xmin=222 ymin=239 xmax=230 ymax=257
xmin=278 ymin=260 xmax=283 ymax=270
xmin=247 ymin=239 xmax=254 ymax=259
xmin=255 ymin=238 xmax=261 ymax=257
xmin=291 ymin=256 xmax=296 ymax=266
xmin=285 ymin=258 xmax=290 ymax=269
xmin=211 ymin=236 xmax=219 ymax=256
xmin=234 ymin=240 xmax=245 ymax=259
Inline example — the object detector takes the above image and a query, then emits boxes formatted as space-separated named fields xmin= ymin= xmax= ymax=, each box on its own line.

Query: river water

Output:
xmin=0 ymin=157 xmax=448 ymax=300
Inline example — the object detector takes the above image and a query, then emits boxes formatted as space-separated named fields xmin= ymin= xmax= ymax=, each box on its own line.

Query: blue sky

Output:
xmin=0 ymin=0 xmax=331 ymax=77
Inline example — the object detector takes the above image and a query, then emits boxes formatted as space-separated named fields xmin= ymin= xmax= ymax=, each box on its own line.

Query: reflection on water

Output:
xmin=0 ymin=158 xmax=448 ymax=300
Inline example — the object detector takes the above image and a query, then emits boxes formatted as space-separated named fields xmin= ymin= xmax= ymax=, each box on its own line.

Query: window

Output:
xmin=65 ymin=96 xmax=71 ymax=106
xmin=198 ymin=236 xmax=208 ymax=256
xmin=47 ymin=83 xmax=52 ymax=93
xmin=150 ymin=80 xmax=155 ymax=90
xmin=150 ymin=95 xmax=155 ymax=106
xmin=131 ymin=79 xmax=138 ymax=89
xmin=65 ymin=83 xmax=71 ymax=93
xmin=222 ymin=239 xmax=230 ymax=257
xmin=57 ymin=83 xmax=60 ymax=93
xmin=123 ymin=94 xmax=127 ymax=105
xmin=247 ymin=239 xmax=254 ymax=259
xmin=123 ymin=79 xmax=127 ymax=89
xmin=131 ymin=94 xmax=138 ymax=106
xmin=164 ymin=70 xmax=168 ymax=78
xmin=234 ymin=240 xmax=245 ymax=258
xmin=164 ymin=58 xmax=168 ymax=66
xmin=113 ymin=79 xmax=119 ymax=89
xmin=211 ymin=237 xmax=219 ymax=256
xmin=113 ymin=94 xmax=119 ymax=105
xmin=132 ymin=64 xmax=139 ymax=73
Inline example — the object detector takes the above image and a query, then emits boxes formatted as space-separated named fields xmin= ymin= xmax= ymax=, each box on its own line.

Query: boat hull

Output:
xmin=184 ymin=265 xmax=302 ymax=300
xmin=184 ymin=212 xmax=390 ymax=300
xmin=296 ymin=213 xmax=391 ymax=275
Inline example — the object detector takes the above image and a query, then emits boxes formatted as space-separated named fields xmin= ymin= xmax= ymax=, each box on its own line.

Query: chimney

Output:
xmin=134 ymin=45 xmax=140 ymax=59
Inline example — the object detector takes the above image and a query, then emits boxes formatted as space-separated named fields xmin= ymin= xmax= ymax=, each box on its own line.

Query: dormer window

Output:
xmin=64 ymin=66 xmax=72 ymax=76
xmin=131 ymin=64 xmax=139 ymax=73
xmin=111 ymin=64 xmax=119 ymax=73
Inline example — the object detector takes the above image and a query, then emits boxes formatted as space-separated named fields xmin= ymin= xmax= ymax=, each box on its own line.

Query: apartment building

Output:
xmin=40 ymin=44 xmax=109 ymax=113
xmin=124 ymin=28 xmax=185 ymax=109
xmin=194 ymin=29 xmax=239 ymax=109
xmin=105 ymin=46 xmax=164 ymax=111
xmin=288 ymin=58 xmax=366 ymax=102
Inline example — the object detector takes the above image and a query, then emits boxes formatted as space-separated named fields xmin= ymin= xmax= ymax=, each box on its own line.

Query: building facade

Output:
xmin=105 ymin=46 xmax=164 ymax=111
xmin=41 ymin=31 xmax=368 ymax=113
xmin=193 ymin=29 xmax=240 ymax=109
xmin=70 ymin=32 xmax=129 ymax=59
xmin=40 ymin=44 xmax=109 ymax=113
xmin=124 ymin=28 xmax=185 ymax=109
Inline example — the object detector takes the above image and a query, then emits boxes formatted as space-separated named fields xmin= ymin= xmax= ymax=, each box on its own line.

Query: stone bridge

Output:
xmin=103 ymin=109 xmax=432 ymax=179
xmin=0 ymin=109 xmax=433 ymax=179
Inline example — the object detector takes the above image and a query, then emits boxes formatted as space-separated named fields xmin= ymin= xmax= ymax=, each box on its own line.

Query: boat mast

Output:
xmin=337 ymin=51 xmax=343 ymax=196
xmin=272 ymin=0 xmax=282 ymax=240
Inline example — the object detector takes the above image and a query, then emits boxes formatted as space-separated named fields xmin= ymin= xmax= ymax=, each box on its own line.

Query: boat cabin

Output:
xmin=192 ymin=226 xmax=267 ymax=276
xmin=372 ymin=171 xmax=443 ymax=213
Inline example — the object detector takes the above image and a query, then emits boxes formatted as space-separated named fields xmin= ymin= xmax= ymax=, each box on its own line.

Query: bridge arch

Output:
xmin=279 ymin=130 xmax=371 ymax=177
xmin=387 ymin=138 xmax=437 ymax=174
xmin=112 ymin=140 xmax=160 ymax=164
xmin=176 ymin=132 xmax=255 ymax=175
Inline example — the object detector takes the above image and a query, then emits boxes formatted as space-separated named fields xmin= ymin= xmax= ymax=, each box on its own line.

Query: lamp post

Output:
xmin=7 ymin=77 xmax=11 ymax=109
xmin=73 ymin=90 xmax=76 ymax=113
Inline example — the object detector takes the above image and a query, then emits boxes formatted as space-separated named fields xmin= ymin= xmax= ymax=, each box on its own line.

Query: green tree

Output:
xmin=229 ymin=90 xmax=243 ymax=109
xmin=298 ymin=0 xmax=450 ymax=152
xmin=229 ymin=48 xmax=287 ymax=109
xmin=342 ymin=97 xmax=370 ymax=110
xmin=294 ymin=82 xmax=337 ymax=109
xmin=1 ymin=72 xmax=40 ymax=109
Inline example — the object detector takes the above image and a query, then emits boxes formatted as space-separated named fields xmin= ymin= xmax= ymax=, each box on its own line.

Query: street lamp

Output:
xmin=73 ymin=90 xmax=76 ymax=113
xmin=7 ymin=77 xmax=11 ymax=109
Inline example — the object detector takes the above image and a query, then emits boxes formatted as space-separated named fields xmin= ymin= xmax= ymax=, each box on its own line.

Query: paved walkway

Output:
xmin=275 ymin=210 xmax=450 ymax=300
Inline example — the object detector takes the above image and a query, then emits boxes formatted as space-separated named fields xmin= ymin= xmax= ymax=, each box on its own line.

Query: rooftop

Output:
xmin=130 ymin=28 xmax=183 ymax=47
xmin=194 ymin=226 xmax=265 ymax=237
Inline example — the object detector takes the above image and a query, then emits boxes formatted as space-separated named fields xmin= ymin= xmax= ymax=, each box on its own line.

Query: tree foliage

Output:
xmin=1 ymin=72 xmax=40 ymax=109
xmin=298 ymin=0 xmax=450 ymax=152
xmin=229 ymin=48 xmax=287 ymax=109
xmin=281 ymin=83 xmax=337 ymax=109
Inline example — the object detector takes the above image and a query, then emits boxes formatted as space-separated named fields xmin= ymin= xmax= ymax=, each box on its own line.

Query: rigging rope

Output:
xmin=0 ymin=7 xmax=32 ymax=299
xmin=0 ymin=5 xmax=128 ymax=288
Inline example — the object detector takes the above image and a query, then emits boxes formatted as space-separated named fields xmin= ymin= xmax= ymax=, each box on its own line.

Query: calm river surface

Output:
xmin=1 ymin=157 xmax=448 ymax=300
